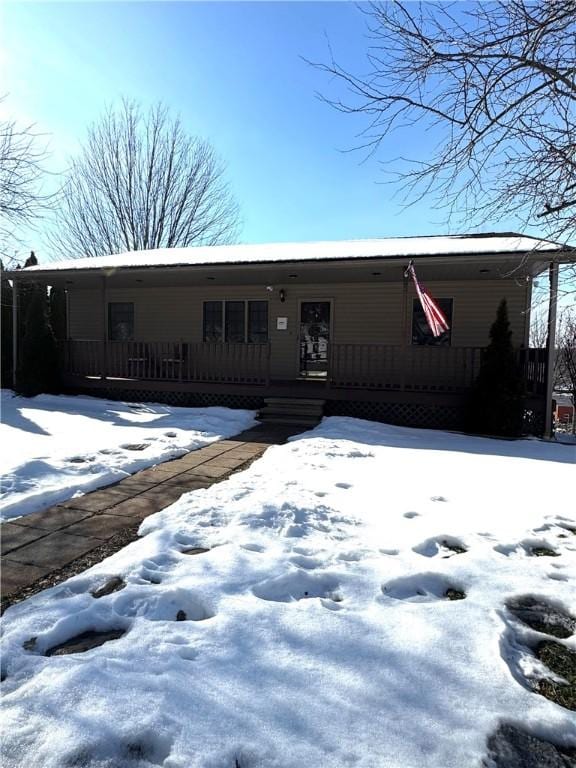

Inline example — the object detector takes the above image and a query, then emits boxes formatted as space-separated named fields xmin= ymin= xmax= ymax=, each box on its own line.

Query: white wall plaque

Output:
xmin=276 ymin=317 xmax=288 ymax=330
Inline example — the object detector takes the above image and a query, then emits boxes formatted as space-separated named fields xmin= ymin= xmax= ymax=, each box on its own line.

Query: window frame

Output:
xmin=202 ymin=300 xmax=268 ymax=343
xmin=411 ymin=297 xmax=453 ymax=347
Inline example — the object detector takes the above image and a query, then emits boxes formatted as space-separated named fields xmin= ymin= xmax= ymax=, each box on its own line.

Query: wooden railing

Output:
xmin=519 ymin=347 xmax=547 ymax=396
xmin=60 ymin=340 xmax=547 ymax=395
xmin=329 ymin=344 xmax=547 ymax=394
xmin=329 ymin=344 xmax=484 ymax=391
xmin=60 ymin=340 xmax=270 ymax=385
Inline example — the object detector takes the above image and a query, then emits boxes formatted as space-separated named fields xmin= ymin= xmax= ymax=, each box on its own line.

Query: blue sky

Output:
xmin=0 ymin=1 xmax=556 ymax=263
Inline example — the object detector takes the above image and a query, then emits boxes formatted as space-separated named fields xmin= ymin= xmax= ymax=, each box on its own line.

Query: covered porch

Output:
xmin=58 ymin=338 xmax=547 ymax=397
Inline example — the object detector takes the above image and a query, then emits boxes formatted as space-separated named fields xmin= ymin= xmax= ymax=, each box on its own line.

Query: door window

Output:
xmin=300 ymin=301 xmax=331 ymax=377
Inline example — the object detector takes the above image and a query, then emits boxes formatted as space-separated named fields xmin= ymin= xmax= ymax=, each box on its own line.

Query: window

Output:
xmin=203 ymin=301 xmax=223 ymax=342
xmin=248 ymin=301 xmax=268 ymax=342
xmin=108 ymin=302 xmax=134 ymax=341
xmin=203 ymin=300 xmax=268 ymax=343
xmin=412 ymin=298 xmax=453 ymax=346
xmin=225 ymin=301 xmax=245 ymax=342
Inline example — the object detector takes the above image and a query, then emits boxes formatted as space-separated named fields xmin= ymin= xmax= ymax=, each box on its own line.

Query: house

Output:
xmin=554 ymin=394 xmax=575 ymax=430
xmin=7 ymin=233 xmax=574 ymax=432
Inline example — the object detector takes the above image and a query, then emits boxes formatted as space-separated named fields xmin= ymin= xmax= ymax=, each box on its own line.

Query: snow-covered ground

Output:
xmin=1 ymin=417 xmax=575 ymax=768
xmin=0 ymin=391 xmax=257 ymax=521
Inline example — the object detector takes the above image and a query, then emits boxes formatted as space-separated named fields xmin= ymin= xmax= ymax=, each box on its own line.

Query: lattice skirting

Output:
xmin=325 ymin=399 xmax=546 ymax=435
xmin=69 ymin=387 xmax=265 ymax=411
xmin=325 ymin=399 xmax=463 ymax=430
xmin=66 ymin=387 xmax=545 ymax=435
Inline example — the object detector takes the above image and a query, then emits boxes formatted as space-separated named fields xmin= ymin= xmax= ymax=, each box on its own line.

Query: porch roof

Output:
xmin=6 ymin=232 xmax=573 ymax=287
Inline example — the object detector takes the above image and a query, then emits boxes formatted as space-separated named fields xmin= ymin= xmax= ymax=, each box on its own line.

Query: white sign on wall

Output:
xmin=276 ymin=317 xmax=288 ymax=330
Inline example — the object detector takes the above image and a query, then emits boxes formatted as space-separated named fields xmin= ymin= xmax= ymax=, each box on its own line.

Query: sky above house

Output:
xmin=0 ymin=1 xmax=567 ymax=265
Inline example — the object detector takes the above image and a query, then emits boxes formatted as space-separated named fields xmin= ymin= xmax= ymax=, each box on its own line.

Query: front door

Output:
xmin=299 ymin=301 xmax=331 ymax=378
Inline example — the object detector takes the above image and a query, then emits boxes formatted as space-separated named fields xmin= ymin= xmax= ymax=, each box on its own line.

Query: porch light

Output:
xmin=279 ymin=289 xmax=286 ymax=303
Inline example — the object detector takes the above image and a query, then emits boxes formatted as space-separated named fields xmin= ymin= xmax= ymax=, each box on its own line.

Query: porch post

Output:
xmin=400 ymin=272 xmax=408 ymax=390
xmin=544 ymin=261 xmax=559 ymax=439
xmin=101 ymin=276 xmax=108 ymax=380
xmin=12 ymin=279 xmax=18 ymax=390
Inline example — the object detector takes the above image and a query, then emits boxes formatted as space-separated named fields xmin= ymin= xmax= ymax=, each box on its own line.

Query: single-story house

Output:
xmin=7 ymin=232 xmax=574 ymax=431
xmin=554 ymin=394 xmax=575 ymax=429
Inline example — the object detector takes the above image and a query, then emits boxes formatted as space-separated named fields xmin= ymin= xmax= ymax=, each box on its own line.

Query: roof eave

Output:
xmin=5 ymin=245 xmax=574 ymax=282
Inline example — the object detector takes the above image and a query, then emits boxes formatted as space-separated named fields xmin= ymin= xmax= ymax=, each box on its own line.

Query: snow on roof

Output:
xmin=19 ymin=232 xmax=568 ymax=273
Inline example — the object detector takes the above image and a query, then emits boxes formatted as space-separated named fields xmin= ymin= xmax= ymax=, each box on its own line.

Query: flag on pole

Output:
xmin=405 ymin=260 xmax=450 ymax=338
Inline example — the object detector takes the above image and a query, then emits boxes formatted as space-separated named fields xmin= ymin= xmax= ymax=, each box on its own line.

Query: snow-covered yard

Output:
xmin=0 ymin=391 xmax=257 ymax=521
xmin=1 ymin=417 xmax=575 ymax=768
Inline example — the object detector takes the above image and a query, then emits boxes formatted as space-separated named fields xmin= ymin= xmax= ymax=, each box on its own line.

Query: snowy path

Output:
xmin=0 ymin=391 xmax=257 ymax=521
xmin=1 ymin=417 xmax=575 ymax=768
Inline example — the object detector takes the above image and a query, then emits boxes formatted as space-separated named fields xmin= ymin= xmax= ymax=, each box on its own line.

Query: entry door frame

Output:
xmin=296 ymin=297 xmax=334 ymax=380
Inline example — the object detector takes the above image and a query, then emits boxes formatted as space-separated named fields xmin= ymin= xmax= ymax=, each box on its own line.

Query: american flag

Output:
xmin=405 ymin=261 xmax=450 ymax=338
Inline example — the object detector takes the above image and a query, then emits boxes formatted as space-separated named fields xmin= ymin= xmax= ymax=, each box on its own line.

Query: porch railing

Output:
xmin=59 ymin=340 xmax=547 ymax=395
xmin=60 ymin=340 xmax=271 ymax=385
xmin=329 ymin=344 xmax=547 ymax=394
xmin=329 ymin=344 xmax=484 ymax=391
xmin=518 ymin=347 xmax=547 ymax=396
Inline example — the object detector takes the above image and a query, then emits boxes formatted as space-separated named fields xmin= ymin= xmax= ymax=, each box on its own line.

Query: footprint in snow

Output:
xmin=23 ymin=628 xmax=127 ymax=657
xmin=240 ymin=543 xmax=266 ymax=553
xmin=291 ymin=545 xmax=318 ymax=556
xmin=180 ymin=547 xmax=211 ymax=556
xmin=90 ymin=576 xmax=126 ymax=599
xmin=403 ymin=511 xmax=420 ymax=519
xmin=506 ymin=595 xmax=575 ymax=639
xmin=68 ymin=456 xmax=94 ymax=464
xmin=547 ymin=572 xmax=569 ymax=582
xmin=430 ymin=495 xmax=448 ymax=503
xmin=494 ymin=539 xmax=560 ymax=558
xmin=289 ymin=554 xmax=324 ymax=570
xmin=412 ymin=536 xmax=467 ymax=558
xmin=253 ymin=571 xmax=342 ymax=605
xmin=337 ymin=550 xmax=365 ymax=562
xmin=381 ymin=573 xmax=466 ymax=603
xmin=501 ymin=597 xmax=576 ymax=711
xmin=113 ymin=588 xmax=214 ymax=622
xmin=486 ymin=724 xmax=576 ymax=768
xmin=335 ymin=482 xmax=353 ymax=490
xmin=137 ymin=555 xmax=178 ymax=584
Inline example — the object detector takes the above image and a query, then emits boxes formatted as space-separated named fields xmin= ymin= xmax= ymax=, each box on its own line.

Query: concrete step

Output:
xmin=258 ymin=414 xmax=320 ymax=427
xmin=259 ymin=405 xmax=324 ymax=416
xmin=263 ymin=398 xmax=326 ymax=407
xmin=257 ymin=396 xmax=325 ymax=426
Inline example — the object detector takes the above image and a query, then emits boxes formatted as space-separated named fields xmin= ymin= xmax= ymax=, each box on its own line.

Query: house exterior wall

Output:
xmin=68 ymin=289 xmax=104 ymax=339
xmin=66 ymin=278 xmax=530 ymax=380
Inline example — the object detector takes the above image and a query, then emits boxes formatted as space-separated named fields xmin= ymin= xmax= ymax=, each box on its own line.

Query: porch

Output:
xmin=59 ymin=339 xmax=547 ymax=396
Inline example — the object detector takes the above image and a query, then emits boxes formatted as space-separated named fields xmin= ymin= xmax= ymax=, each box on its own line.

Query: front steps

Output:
xmin=257 ymin=397 xmax=325 ymax=427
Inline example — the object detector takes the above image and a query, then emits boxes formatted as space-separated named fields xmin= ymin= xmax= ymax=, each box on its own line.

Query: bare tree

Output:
xmin=50 ymin=101 xmax=240 ymax=259
xmin=532 ymin=307 xmax=576 ymax=430
xmin=315 ymin=1 xmax=576 ymax=246
xmin=0 ymin=100 xmax=49 ymax=262
xmin=556 ymin=309 xmax=576 ymax=432
xmin=530 ymin=310 xmax=550 ymax=350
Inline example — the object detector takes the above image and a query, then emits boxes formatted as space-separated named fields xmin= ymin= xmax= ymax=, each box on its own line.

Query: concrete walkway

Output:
xmin=1 ymin=424 xmax=300 ymax=601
